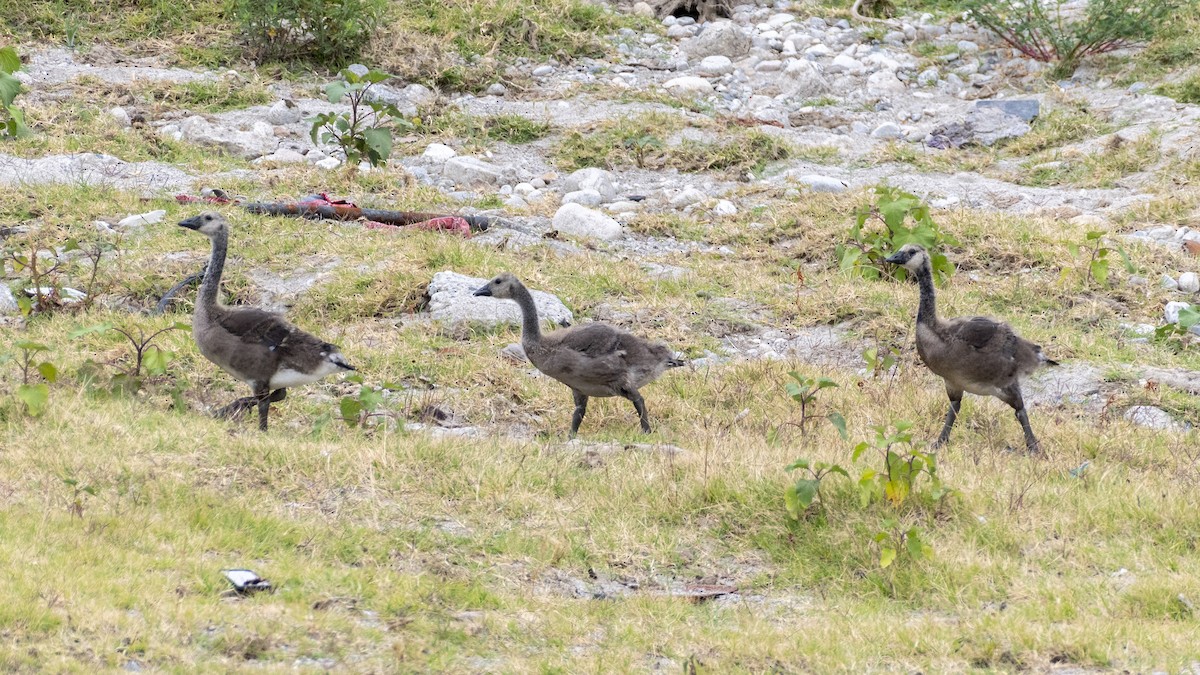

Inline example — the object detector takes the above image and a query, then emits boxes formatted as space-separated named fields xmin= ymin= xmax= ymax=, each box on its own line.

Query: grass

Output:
xmin=553 ymin=112 xmax=793 ymax=175
xmin=1016 ymin=133 xmax=1162 ymax=189
xmin=1157 ymin=73 xmax=1200 ymax=104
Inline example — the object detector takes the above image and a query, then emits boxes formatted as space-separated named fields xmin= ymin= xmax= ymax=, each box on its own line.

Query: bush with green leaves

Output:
xmin=0 ymin=45 xmax=29 ymax=138
xmin=963 ymin=0 xmax=1177 ymax=78
xmin=229 ymin=0 xmax=387 ymax=65
xmin=1066 ymin=230 xmax=1134 ymax=288
xmin=4 ymin=340 xmax=57 ymax=416
xmin=310 ymin=66 xmax=417 ymax=167
xmin=838 ymin=186 xmax=957 ymax=285
xmin=1155 ymin=304 xmax=1200 ymax=350
xmin=70 ymin=321 xmax=188 ymax=395
xmin=784 ymin=370 xmax=845 ymax=435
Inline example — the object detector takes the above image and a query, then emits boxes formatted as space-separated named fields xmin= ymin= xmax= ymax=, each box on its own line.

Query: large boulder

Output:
xmin=426 ymin=271 xmax=573 ymax=328
xmin=552 ymin=203 xmax=624 ymax=241
xmin=173 ymin=116 xmax=278 ymax=159
xmin=682 ymin=22 xmax=752 ymax=60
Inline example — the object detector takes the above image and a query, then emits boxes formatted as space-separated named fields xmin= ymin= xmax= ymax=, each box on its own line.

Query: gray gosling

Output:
xmin=473 ymin=273 xmax=684 ymax=437
xmin=885 ymin=243 xmax=1057 ymax=454
xmin=179 ymin=212 xmax=355 ymax=431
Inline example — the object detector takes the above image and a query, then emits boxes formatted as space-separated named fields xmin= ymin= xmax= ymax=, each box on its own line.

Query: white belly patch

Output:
xmin=269 ymin=361 xmax=338 ymax=389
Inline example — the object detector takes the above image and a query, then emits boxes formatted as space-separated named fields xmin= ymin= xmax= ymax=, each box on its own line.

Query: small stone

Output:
xmin=1069 ymin=214 xmax=1107 ymax=227
xmin=532 ymin=65 xmax=555 ymax=77
xmin=1179 ymin=272 xmax=1200 ymax=293
xmin=797 ymin=174 xmax=847 ymax=193
xmin=713 ymin=199 xmax=737 ymax=216
xmin=1165 ymin=301 xmax=1192 ymax=324
xmin=829 ymin=54 xmax=864 ymax=74
xmin=917 ymin=67 xmax=939 ymax=86
xmin=427 ymin=272 xmax=572 ymax=328
xmin=553 ymin=203 xmax=624 ymax=241
xmin=514 ymin=182 xmax=535 ymax=196
xmin=663 ymin=76 xmax=715 ymax=96
xmin=975 ymin=99 xmax=1040 ymax=123
xmin=756 ymin=59 xmax=783 ymax=72
xmin=605 ymin=201 xmax=640 ymax=214
xmin=117 ymin=210 xmax=166 ymax=228
xmin=486 ymin=83 xmax=508 ymax=96
xmin=669 ymin=187 xmax=706 ymax=208
xmin=0 ymin=284 xmax=19 ymax=315
xmin=562 ymin=189 xmax=604 ymax=207
xmin=698 ymin=55 xmax=735 ymax=75
xmin=1162 ymin=274 xmax=1180 ymax=291
xmin=444 ymin=156 xmax=507 ymax=186
xmin=423 ymin=143 xmax=458 ymax=161
xmin=266 ymin=99 xmax=302 ymax=125
xmin=109 ymin=106 xmax=132 ymax=128
xmin=866 ymin=70 xmax=906 ymax=95
xmin=252 ymin=148 xmax=307 ymax=165
xmin=315 ymin=157 xmax=342 ymax=170
xmin=1128 ymin=82 xmax=1148 ymax=94
xmin=683 ymin=22 xmax=753 ymax=59
xmin=503 ymin=195 xmax=528 ymax=209
xmin=805 ymin=44 xmax=833 ymax=57
xmin=871 ymin=122 xmax=903 ymax=139
xmin=632 ymin=1 xmax=654 ymax=16
xmin=1124 ymin=406 xmax=1182 ymax=431
xmin=956 ymin=40 xmax=980 ymax=53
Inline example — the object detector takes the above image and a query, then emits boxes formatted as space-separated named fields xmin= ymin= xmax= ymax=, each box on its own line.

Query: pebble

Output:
xmin=669 ymin=187 xmax=707 ymax=208
xmin=713 ymin=200 xmax=737 ymax=216
xmin=315 ymin=157 xmax=342 ymax=170
xmin=871 ymin=122 xmax=903 ymax=139
xmin=553 ymin=203 xmax=624 ymax=241
xmin=423 ymin=142 xmax=458 ymax=162
xmin=562 ymin=189 xmax=604 ymax=207
xmin=1124 ymin=406 xmax=1182 ymax=431
xmin=486 ymin=83 xmax=507 ymax=96
xmin=797 ymin=174 xmax=848 ymax=193
xmin=756 ymin=60 xmax=784 ymax=72
xmin=1162 ymin=274 xmax=1180 ymax=291
xmin=532 ymin=65 xmax=554 ymax=77
xmin=698 ymin=55 xmax=734 ymax=76
xmin=1179 ymin=272 xmax=1200 ymax=293
xmin=1165 ymin=301 xmax=1192 ymax=324
xmin=109 ymin=106 xmax=132 ymax=128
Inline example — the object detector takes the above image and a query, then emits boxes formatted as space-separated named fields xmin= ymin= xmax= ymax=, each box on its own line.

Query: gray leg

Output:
xmin=1001 ymin=383 xmax=1040 ymax=454
xmin=570 ymin=390 xmax=588 ymax=438
xmin=623 ymin=388 xmax=652 ymax=434
xmin=255 ymin=385 xmax=271 ymax=432
xmin=217 ymin=389 xmax=285 ymax=420
xmin=933 ymin=387 xmax=963 ymax=448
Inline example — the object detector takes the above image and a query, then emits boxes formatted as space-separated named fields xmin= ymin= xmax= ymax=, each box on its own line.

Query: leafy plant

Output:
xmin=11 ymin=340 xmax=56 ymax=416
xmin=3 ymin=230 xmax=116 ymax=315
xmin=229 ymin=0 xmax=386 ymax=65
xmin=784 ymin=458 xmax=848 ymax=517
xmin=311 ymin=66 xmax=417 ymax=167
xmin=70 ymin=321 xmax=188 ymax=394
xmin=0 ymin=45 xmax=29 ymax=138
xmin=61 ymin=474 xmax=97 ymax=519
xmin=1066 ymin=230 xmax=1134 ymax=288
xmin=963 ymin=0 xmax=1177 ymax=78
xmin=337 ymin=373 xmax=398 ymax=427
xmin=861 ymin=344 xmax=900 ymax=380
xmin=1154 ymin=304 xmax=1200 ymax=348
xmin=784 ymin=371 xmax=845 ymax=436
xmin=852 ymin=420 xmax=949 ymax=508
xmin=838 ymin=186 xmax=958 ymax=285
xmin=625 ymin=134 xmax=663 ymax=169
xmin=872 ymin=518 xmax=933 ymax=569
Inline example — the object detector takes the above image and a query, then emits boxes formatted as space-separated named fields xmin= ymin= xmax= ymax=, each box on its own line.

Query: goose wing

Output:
xmin=552 ymin=324 xmax=628 ymax=360
xmin=217 ymin=308 xmax=294 ymax=352
xmin=947 ymin=316 xmax=1010 ymax=351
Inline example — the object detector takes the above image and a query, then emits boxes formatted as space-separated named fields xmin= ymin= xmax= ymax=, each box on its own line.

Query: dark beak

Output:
xmin=179 ymin=216 xmax=203 ymax=230
xmin=473 ymin=285 xmax=492 ymax=297
xmin=338 ymin=362 xmax=356 ymax=371
xmin=884 ymin=252 xmax=905 ymax=264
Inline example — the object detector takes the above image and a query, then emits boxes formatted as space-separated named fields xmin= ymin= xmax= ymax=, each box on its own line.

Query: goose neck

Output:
xmin=198 ymin=228 xmax=227 ymax=311
xmin=915 ymin=264 xmax=938 ymax=326
xmin=511 ymin=284 xmax=543 ymax=346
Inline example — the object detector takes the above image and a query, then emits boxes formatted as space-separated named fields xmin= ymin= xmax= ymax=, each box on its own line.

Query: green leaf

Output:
xmin=0 ymin=46 xmax=20 ymax=75
xmin=884 ymin=479 xmax=909 ymax=505
xmin=339 ymin=397 xmax=363 ymax=425
xmin=879 ymin=547 xmax=897 ymax=569
xmin=325 ymin=82 xmax=348 ymax=103
xmin=792 ymin=478 xmax=820 ymax=510
xmin=362 ymin=70 xmax=391 ymax=84
xmin=14 ymin=340 xmax=48 ymax=353
xmin=785 ymin=457 xmax=811 ymax=472
xmin=36 ymin=361 xmax=57 ymax=383
xmin=784 ymin=484 xmax=802 ymax=519
xmin=1177 ymin=306 xmax=1200 ymax=330
xmin=827 ymin=411 xmax=848 ymax=440
xmin=69 ymin=323 xmax=113 ymax=339
xmin=852 ymin=441 xmax=870 ymax=462
xmin=359 ymin=386 xmax=385 ymax=410
xmin=142 ymin=347 xmax=172 ymax=376
xmin=0 ymin=72 xmax=20 ymax=108
xmin=815 ymin=378 xmax=838 ymax=390
xmin=172 ymin=321 xmax=192 ymax=331
xmin=16 ymin=383 xmax=48 ymax=416
xmin=1090 ymin=258 xmax=1109 ymax=286
xmin=826 ymin=464 xmax=850 ymax=479
xmin=362 ymin=127 xmax=393 ymax=164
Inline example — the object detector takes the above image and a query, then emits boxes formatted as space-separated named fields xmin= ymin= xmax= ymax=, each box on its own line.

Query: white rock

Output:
xmin=956 ymin=40 xmax=980 ymax=53
xmin=1179 ymin=272 xmax=1200 ymax=293
xmin=117 ymin=210 xmax=166 ymax=228
xmin=532 ymin=65 xmax=555 ymax=77
xmin=252 ymin=148 xmax=307 ymax=165
xmin=917 ymin=67 xmax=939 ymax=86
xmin=552 ymin=203 xmax=624 ymax=241
xmin=663 ymin=76 xmax=715 ymax=96
xmin=562 ymin=189 xmax=604 ymax=207
xmin=866 ymin=70 xmax=906 ymax=95
xmin=503 ymin=195 xmax=528 ymax=209
xmin=714 ymin=199 xmax=737 ymax=216
xmin=683 ymin=22 xmax=753 ymax=59
xmin=514 ymin=182 xmax=535 ymax=196
xmin=698 ymin=55 xmax=734 ymax=75
xmin=266 ymin=99 xmax=302 ymax=125
xmin=756 ymin=60 xmax=783 ymax=72
xmin=669 ymin=187 xmax=707 ymax=208
xmin=0 ymin=284 xmax=18 ymax=315
xmin=871 ymin=122 xmax=903 ymax=139
xmin=797 ymin=174 xmax=848 ymax=193
xmin=486 ymin=82 xmax=507 ymax=96
xmin=784 ymin=59 xmax=828 ymax=98
xmin=305 ymin=149 xmax=327 ymax=163
xmin=805 ymin=44 xmax=833 ymax=57
xmin=1125 ymin=406 xmax=1183 ymax=431
xmin=315 ymin=157 xmax=342 ymax=170
xmin=423 ymin=143 xmax=458 ymax=161
xmin=562 ymin=168 xmax=617 ymax=202
xmin=1162 ymin=274 xmax=1179 ymax=291
xmin=427 ymin=271 xmax=572 ymax=328
xmin=444 ymin=156 xmax=506 ymax=186
xmin=109 ymin=107 xmax=131 ymax=128
xmin=632 ymin=1 xmax=654 ymax=17
xmin=830 ymin=54 xmax=864 ymax=74
xmin=605 ymin=201 xmax=640 ymax=214
xmin=175 ymin=115 xmax=277 ymax=159
xmin=1165 ymin=301 xmax=1193 ymax=324
xmin=1069 ymin=214 xmax=1107 ymax=227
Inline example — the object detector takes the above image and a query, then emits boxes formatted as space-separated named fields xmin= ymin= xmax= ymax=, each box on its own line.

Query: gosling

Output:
xmin=885 ymin=243 xmax=1057 ymax=453
xmin=473 ymin=273 xmax=684 ymax=437
xmin=179 ymin=212 xmax=355 ymax=431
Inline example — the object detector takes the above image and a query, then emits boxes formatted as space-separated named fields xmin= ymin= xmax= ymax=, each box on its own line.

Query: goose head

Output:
xmin=179 ymin=211 xmax=228 ymax=237
xmin=884 ymin=243 xmax=930 ymax=274
xmin=473 ymin=272 xmax=522 ymax=299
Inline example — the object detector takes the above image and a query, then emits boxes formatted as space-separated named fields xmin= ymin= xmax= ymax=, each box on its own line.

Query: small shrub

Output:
xmin=0 ymin=45 xmax=29 ymax=138
xmin=838 ymin=186 xmax=957 ymax=285
xmin=7 ymin=340 xmax=56 ymax=416
xmin=311 ymin=66 xmax=417 ymax=167
xmin=963 ymin=0 xmax=1177 ymax=78
xmin=1065 ymin=230 xmax=1133 ymax=288
xmin=1155 ymin=305 xmax=1200 ymax=349
xmin=230 ymin=0 xmax=386 ymax=65
xmin=783 ymin=371 xmax=844 ymax=435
